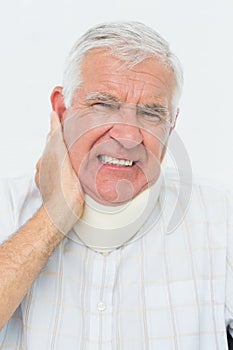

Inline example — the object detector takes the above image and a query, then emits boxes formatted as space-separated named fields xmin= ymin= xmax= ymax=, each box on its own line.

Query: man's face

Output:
xmin=61 ymin=50 xmax=176 ymax=205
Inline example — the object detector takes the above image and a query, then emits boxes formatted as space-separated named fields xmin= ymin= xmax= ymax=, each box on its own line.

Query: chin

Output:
xmin=83 ymin=182 xmax=149 ymax=206
xmin=86 ymin=190 xmax=133 ymax=206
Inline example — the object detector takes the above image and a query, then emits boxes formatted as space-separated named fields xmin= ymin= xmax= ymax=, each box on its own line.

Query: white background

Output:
xmin=0 ymin=0 xmax=232 ymax=191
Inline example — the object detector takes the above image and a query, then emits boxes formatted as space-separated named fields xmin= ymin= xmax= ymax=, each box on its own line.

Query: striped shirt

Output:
xmin=0 ymin=170 xmax=232 ymax=349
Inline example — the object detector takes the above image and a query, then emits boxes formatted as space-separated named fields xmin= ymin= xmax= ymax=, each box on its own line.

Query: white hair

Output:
xmin=62 ymin=21 xmax=183 ymax=115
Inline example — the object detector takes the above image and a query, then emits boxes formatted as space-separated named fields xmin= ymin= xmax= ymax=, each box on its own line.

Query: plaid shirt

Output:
xmin=0 ymin=171 xmax=232 ymax=349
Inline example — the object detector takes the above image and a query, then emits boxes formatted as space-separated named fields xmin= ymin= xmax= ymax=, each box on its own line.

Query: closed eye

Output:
xmin=143 ymin=111 xmax=161 ymax=119
xmin=91 ymin=102 xmax=119 ymax=111
xmin=137 ymin=106 xmax=162 ymax=122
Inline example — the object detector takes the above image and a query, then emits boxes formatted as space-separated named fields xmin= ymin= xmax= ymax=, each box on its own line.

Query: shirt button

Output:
xmin=102 ymin=251 xmax=109 ymax=257
xmin=97 ymin=301 xmax=106 ymax=311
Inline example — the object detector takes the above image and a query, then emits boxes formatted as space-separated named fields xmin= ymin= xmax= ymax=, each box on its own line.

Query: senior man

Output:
xmin=0 ymin=22 xmax=232 ymax=349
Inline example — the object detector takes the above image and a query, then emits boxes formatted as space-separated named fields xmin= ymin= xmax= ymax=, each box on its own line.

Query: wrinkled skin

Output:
xmin=50 ymin=50 xmax=178 ymax=206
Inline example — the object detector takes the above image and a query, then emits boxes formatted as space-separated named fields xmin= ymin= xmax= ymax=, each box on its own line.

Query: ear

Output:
xmin=50 ymin=86 xmax=67 ymax=123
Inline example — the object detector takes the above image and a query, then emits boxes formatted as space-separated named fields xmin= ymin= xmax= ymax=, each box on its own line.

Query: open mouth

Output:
xmin=98 ymin=155 xmax=135 ymax=167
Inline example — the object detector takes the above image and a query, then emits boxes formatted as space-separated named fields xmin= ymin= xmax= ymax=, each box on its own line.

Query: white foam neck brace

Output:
xmin=73 ymin=172 xmax=163 ymax=253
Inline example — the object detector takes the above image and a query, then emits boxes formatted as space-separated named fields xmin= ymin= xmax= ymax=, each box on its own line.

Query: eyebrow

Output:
xmin=85 ymin=92 xmax=118 ymax=103
xmin=141 ymin=104 xmax=169 ymax=117
xmin=85 ymin=92 xmax=169 ymax=116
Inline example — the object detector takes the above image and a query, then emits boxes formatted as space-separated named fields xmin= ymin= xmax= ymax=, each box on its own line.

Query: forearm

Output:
xmin=0 ymin=111 xmax=83 ymax=330
xmin=0 ymin=206 xmax=64 ymax=330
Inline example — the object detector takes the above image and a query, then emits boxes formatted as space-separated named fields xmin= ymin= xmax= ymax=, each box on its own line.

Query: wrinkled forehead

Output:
xmin=78 ymin=48 xmax=176 ymax=107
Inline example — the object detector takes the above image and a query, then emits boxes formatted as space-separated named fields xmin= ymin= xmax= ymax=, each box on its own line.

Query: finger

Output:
xmin=45 ymin=112 xmax=62 ymax=144
xmin=35 ymin=158 xmax=42 ymax=189
xmin=50 ymin=111 xmax=62 ymax=132
xmin=36 ymin=157 xmax=42 ymax=172
xmin=35 ymin=171 xmax=40 ymax=189
xmin=46 ymin=132 xmax=51 ymax=143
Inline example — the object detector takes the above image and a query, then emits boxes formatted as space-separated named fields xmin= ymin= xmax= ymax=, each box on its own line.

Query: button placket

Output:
xmin=97 ymin=301 xmax=107 ymax=311
xmin=89 ymin=250 xmax=119 ymax=347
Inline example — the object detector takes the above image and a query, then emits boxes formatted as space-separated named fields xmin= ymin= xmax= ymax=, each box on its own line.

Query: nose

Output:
xmin=108 ymin=106 xmax=143 ymax=149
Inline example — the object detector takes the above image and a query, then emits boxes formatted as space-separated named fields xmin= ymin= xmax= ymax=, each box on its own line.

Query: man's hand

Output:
xmin=35 ymin=111 xmax=84 ymax=235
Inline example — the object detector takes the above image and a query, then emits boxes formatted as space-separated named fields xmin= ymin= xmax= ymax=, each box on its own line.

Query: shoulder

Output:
xmin=0 ymin=173 xmax=42 ymax=242
xmin=0 ymin=172 xmax=40 ymax=207
xmin=164 ymin=167 xmax=230 ymax=202
xmin=162 ymin=168 xmax=231 ymax=232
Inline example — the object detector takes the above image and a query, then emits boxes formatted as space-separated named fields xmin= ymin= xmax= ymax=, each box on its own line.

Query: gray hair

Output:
xmin=62 ymin=21 xmax=183 ymax=115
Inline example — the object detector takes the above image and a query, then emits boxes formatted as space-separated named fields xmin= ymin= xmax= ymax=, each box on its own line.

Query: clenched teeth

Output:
xmin=98 ymin=155 xmax=134 ymax=166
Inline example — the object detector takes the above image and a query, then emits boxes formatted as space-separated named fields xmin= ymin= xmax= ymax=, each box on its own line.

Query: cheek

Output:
xmin=63 ymin=109 xmax=113 ymax=145
xmin=67 ymin=136 xmax=100 ymax=176
xmin=143 ymin=125 xmax=169 ymax=159
xmin=62 ymin=112 xmax=113 ymax=156
xmin=67 ymin=143 xmax=84 ymax=175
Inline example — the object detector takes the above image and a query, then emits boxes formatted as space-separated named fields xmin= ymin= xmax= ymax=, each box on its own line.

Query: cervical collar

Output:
xmin=73 ymin=171 xmax=163 ymax=253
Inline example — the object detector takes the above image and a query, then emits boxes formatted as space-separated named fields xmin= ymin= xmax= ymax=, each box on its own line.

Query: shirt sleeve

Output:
xmin=0 ymin=174 xmax=42 ymax=245
xmin=0 ymin=178 xmax=17 ymax=344
xmin=225 ymin=191 xmax=233 ymax=335
xmin=0 ymin=175 xmax=41 ymax=345
xmin=0 ymin=177 xmax=17 ymax=244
